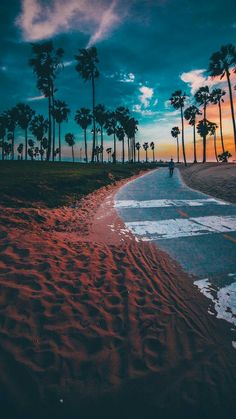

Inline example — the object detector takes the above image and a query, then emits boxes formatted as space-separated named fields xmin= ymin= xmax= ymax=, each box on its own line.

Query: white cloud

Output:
xmin=180 ymin=68 xmax=224 ymax=94
xmin=16 ymin=0 xmax=129 ymax=45
xmin=139 ymin=86 xmax=154 ymax=107
xmin=27 ymin=95 xmax=45 ymax=101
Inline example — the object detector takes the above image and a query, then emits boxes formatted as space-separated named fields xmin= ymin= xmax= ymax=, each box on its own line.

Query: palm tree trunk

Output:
xmin=133 ymin=137 xmax=136 ymax=163
xmin=218 ymin=101 xmax=225 ymax=153
xmin=52 ymin=93 xmax=55 ymax=162
xmin=146 ymin=150 xmax=148 ymax=162
xmin=138 ymin=149 xmax=140 ymax=163
xmin=226 ymin=70 xmax=236 ymax=151
xmin=152 ymin=149 xmax=155 ymax=162
xmin=203 ymin=103 xmax=207 ymax=163
xmin=113 ymin=132 xmax=116 ymax=163
xmin=122 ymin=138 xmax=125 ymax=163
xmin=24 ymin=128 xmax=27 ymax=161
xmin=84 ymin=129 xmax=88 ymax=163
xmin=193 ymin=125 xmax=197 ymax=163
xmin=72 ymin=145 xmax=75 ymax=163
xmin=180 ymin=107 xmax=187 ymax=166
xmin=177 ymin=136 xmax=180 ymax=163
xmin=214 ymin=132 xmax=218 ymax=162
xmin=11 ymin=130 xmax=15 ymax=160
xmin=47 ymin=94 xmax=52 ymax=161
xmin=127 ymin=137 xmax=130 ymax=161
xmin=101 ymin=126 xmax=104 ymax=163
xmin=58 ymin=123 xmax=61 ymax=162
xmin=91 ymin=74 xmax=96 ymax=162
xmin=1 ymin=137 xmax=4 ymax=161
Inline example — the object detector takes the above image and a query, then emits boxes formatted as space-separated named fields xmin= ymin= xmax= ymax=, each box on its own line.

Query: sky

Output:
xmin=1 ymin=0 xmax=236 ymax=162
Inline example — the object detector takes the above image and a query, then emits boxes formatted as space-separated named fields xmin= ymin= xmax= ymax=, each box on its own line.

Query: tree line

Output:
xmin=170 ymin=44 xmax=236 ymax=164
xmin=0 ymin=43 xmax=146 ymax=164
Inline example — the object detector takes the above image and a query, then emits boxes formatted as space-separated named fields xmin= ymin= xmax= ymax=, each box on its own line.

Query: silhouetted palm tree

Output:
xmin=208 ymin=44 xmax=236 ymax=150
xmin=116 ymin=126 xmax=125 ymax=163
xmin=208 ymin=121 xmax=218 ymax=162
xmin=106 ymin=147 xmax=112 ymax=163
xmin=197 ymin=119 xmax=217 ymax=162
xmin=135 ymin=142 xmax=141 ymax=163
xmin=171 ymin=126 xmax=180 ymax=163
xmin=116 ymin=107 xmax=131 ymax=163
xmin=105 ymin=111 xmax=117 ymax=163
xmin=150 ymin=141 xmax=155 ymax=162
xmin=3 ymin=107 xmax=19 ymax=160
xmin=17 ymin=143 xmax=24 ymax=160
xmin=52 ymin=100 xmax=70 ymax=161
xmin=0 ymin=115 xmax=7 ymax=160
xmin=169 ymin=90 xmax=187 ymax=166
xmin=210 ymin=88 xmax=226 ymax=153
xmin=29 ymin=41 xmax=64 ymax=160
xmin=184 ymin=105 xmax=202 ymax=163
xmin=194 ymin=86 xmax=212 ymax=163
xmin=28 ymin=139 xmax=35 ymax=161
xmin=143 ymin=142 xmax=149 ymax=162
xmin=15 ymin=103 xmax=35 ymax=160
xmin=29 ymin=115 xmax=49 ymax=161
xmin=94 ymin=104 xmax=108 ymax=163
xmin=75 ymin=108 xmax=92 ymax=163
xmin=124 ymin=117 xmax=138 ymax=162
xmin=75 ymin=47 xmax=99 ymax=162
xmin=65 ymin=133 xmax=75 ymax=163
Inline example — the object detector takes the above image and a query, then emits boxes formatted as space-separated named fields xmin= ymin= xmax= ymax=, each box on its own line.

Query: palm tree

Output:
xmin=29 ymin=41 xmax=64 ymax=160
xmin=208 ymin=121 xmax=218 ymax=162
xmin=194 ymin=86 xmax=212 ymax=163
xmin=28 ymin=139 xmax=35 ymax=161
xmin=3 ymin=107 xmax=18 ymax=160
xmin=75 ymin=47 xmax=99 ymax=162
xmin=17 ymin=143 xmax=24 ymax=160
xmin=171 ymin=126 xmax=180 ymax=163
xmin=15 ymin=103 xmax=35 ymax=160
xmin=169 ymin=90 xmax=187 ymax=166
xmin=184 ymin=105 xmax=202 ymax=163
xmin=0 ymin=115 xmax=7 ymax=160
xmin=143 ymin=142 xmax=149 ymax=162
xmin=106 ymin=147 xmax=112 ymax=163
xmin=210 ymin=88 xmax=226 ymax=153
xmin=116 ymin=126 xmax=125 ymax=163
xmin=150 ymin=141 xmax=155 ymax=162
xmin=29 ymin=115 xmax=49 ymax=161
xmin=94 ymin=104 xmax=108 ymax=163
xmin=197 ymin=119 xmax=217 ymax=162
xmin=75 ymin=108 xmax=92 ymax=163
xmin=208 ymin=44 xmax=236 ymax=150
xmin=135 ymin=142 xmax=141 ymax=163
xmin=51 ymin=100 xmax=70 ymax=161
xmin=105 ymin=111 xmax=117 ymax=163
xmin=65 ymin=133 xmax=75 ymax=163
xmin=124 ymin=117 xmax=139 ymax=162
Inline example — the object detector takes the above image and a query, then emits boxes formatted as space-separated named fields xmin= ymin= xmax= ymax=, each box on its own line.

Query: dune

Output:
xmin=0 ymin=173 xmax=236 ymax=418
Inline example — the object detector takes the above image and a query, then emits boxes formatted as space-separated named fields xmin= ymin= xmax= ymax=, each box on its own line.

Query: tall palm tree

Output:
xmin=75 ymin=47 xmax=99 ymax=162
xmin=75 ymin=108 xmax=92 ymax=163
xmin=116 ymin=106 xmax=130 ymax=163
xmin=17 ymin=143 xmax=24 ymax=160
xmin=171 ymin=126 xmax=180 ymax=163
xmin=116 ymin=126 xmax=125 ymax=163
xmin=106 ymin=147 xmax=112 ymax=163
xmin=124 ymin=117 xmax=138 ymax=162
xmin=150 ymin=141 xmax=155 ymax=162
xmin=51 ymin=100 xmax=70 ymax=161
xmin=105 ymin=111 xmax=117 ymax=163
xmin=208 ymin=121 xmax=218 ymax=162
xmin=0 ymin=114 xmax=7 ymax=160
xmin=194 ymin=86 xmax=212 ymax=163
xmin=94 ymin=104 xmax=108 ymax=163
xmin=29 ymin=115 xmax=49 ymax=161
xmin=208 ymin=44 xmax=236 ymax=150
xmin=210 ymin=88 xmax=226 ymax=153
xmin=29 ymin=41 xmax=64 ymax=160
xmin=143 ymin=142 xmax=149 ymax=162
xmin=169 ymin=90 xmax=187 ymax=165
xmin=15 ymin=103 xmax=35 ymax=160
xmin=197 ymin=119 xmax=217 ymax=162
xmin=184 ymin=105 xmax=202 ymax=163
xmin=135 ymin=142 xmax=141 ymax=163
xmin=65 ymin=133 xmax=75 ymax=163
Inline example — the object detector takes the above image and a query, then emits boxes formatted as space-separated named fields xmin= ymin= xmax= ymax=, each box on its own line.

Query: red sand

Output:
xmin=0 ymin=174 xmax=236 ymax=419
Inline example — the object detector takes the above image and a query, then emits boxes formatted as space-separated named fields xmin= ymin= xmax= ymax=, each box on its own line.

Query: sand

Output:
xmin=0 ymin=173 xmax=236 ymax=419
xmin=179 ymin=163 xmax=236 ymax=204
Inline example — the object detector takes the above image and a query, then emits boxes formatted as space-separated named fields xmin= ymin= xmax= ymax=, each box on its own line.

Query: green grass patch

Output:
xmin=0 ymin=161 xmax=158 ymax=208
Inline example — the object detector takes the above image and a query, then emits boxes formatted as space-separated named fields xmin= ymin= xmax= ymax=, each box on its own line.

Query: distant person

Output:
xmin=168 ymin=158 xmax=175 ymax=177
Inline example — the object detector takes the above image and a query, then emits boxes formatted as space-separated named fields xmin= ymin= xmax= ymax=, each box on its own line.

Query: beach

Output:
xmin=0 ymin=163 xmax=236 ymax=418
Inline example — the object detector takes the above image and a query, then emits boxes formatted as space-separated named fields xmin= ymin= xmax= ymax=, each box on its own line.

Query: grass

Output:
xmin=0 ymin=161 xmax=158 ymax=208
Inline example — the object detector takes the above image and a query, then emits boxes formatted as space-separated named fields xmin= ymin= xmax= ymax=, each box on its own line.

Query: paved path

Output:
xmin=115 ymin=168 xmax=236 ymax=328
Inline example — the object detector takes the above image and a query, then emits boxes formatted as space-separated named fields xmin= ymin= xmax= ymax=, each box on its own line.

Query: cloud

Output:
xmin=180 ymin=69 xmax=224 ymax=94
xmin=139 ymin=86 xmax=154 ymax=107
xmin=16 ymin=0 xmax=129 ymax=45
xmin=27 ymin=95 xmax=45 ymax=101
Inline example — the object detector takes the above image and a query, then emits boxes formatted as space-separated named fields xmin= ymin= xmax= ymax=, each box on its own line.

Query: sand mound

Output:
xmin=0 ymin=175 xmax=236 ymax=418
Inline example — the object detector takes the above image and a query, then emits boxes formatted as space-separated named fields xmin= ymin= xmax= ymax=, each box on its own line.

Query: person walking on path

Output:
xmin=168 ymin=157 xmax=175 ymax=177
